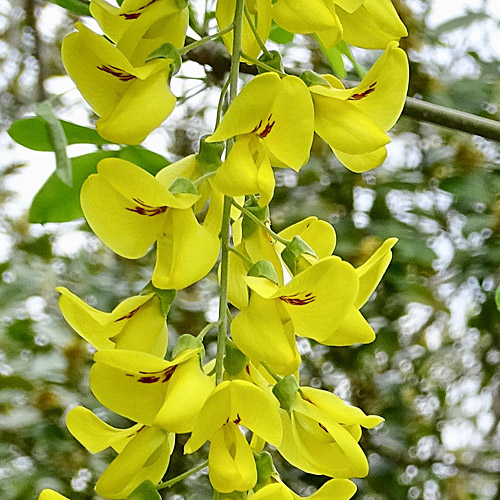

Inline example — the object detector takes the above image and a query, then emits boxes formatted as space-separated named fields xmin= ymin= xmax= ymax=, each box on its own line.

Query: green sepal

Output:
xmin=172 ymin=334 xmax=205 ymax=359
xmin=496 ymin=285 xmax=500 ymax=311
xmin=258 ymin=50 xmax=283 ymax=74
xmin=146 ymin=43 xmax=181 ymax=75
xmin=36 ymin=101 xmax=72 ymax=187
xmin=300 ymin=70 xmax=330 ymax=88
xmin=169 ymin=177 xmax=198 ymax=195
xmin=241 ymin=199 xmax=268 ymax=239
xmin=196 ymin=135 xmax=225 ymax=174
xmin=141 ymin=282 xmax=176 ymax=316
xmin=224 ymin=341 xmax=248 ymax=376
xmin=247 ymin=260 xmax=279 ymax=285
xmin=127 ymin=480 xmax=161 ymax=500
xmin=272 ymin=375 xmax=299 ymax=411
xmin=254 ymin=451 xmax=278 ymax=491
xmin=281 ymin=235 xmax=317 ymax=275
xmin=175 ymin=0 xmax=188 ymax=8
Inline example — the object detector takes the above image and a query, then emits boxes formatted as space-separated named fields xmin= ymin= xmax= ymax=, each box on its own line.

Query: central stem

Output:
xmin=215 ymin=0 xmax=246 ymax=387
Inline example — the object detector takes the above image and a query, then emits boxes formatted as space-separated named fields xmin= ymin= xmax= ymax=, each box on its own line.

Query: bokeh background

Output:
xmin=1 ymin=0 xmax=500 ymax=499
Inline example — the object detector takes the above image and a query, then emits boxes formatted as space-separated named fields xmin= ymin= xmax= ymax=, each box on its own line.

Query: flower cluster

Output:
xmin=41 ymin=0 xmax=409 ymax=498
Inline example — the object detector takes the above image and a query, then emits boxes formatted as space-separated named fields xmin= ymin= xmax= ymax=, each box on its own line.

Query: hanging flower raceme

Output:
xmin=251 ymin=478 xmax=357 ymax=500
xmin=66 ymin=407 xmax=175 ymax=499
xmin=277 ymin=385 xmax=383 ymax=478
xmin=90 ymin=347 xmax=215 ymax=434
xmin=216 ymin=0 xmax=272 ymax=61
xmin=306 ymin=41 xmax=409 ymax=172
xmin=184 ymin=380 xmax=282 ymax=494
xmin=207 ymin=72 xmax=314 ymax=206
xmin=90 ymin=0 xmax=189 ymax=66
xmin=271 ymin=0 xmax=406 ymax=49
xmin=56 ymin=289 xmax=167 ymax=356
xmin=61 ymin=23 xmax=176 ymax=144
xmin=81 ymin=157 xmax=222 ymax=290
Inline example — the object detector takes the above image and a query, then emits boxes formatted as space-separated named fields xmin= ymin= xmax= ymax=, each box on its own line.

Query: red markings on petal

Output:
xmin=114 ymin=306 xmax=141 ymax=322
xmin=318 ymin=422 xmax=329 ymax=433
xmin=97 ymin=65 xmax=137 ymax=82
xmin=279 ymin=292 xmax=316 ymax=306
xmin=348 ymin=81 xmax=377 ymax=101
xmin=130 ymin=365 xmax=177 ymax=384
xmin=251 ymin=114 xmax=276 ymax=139
xmin=119 ymin=0 xmax=158 ymax=19
xmin=126 ymin=198 xmax=168 ymax=217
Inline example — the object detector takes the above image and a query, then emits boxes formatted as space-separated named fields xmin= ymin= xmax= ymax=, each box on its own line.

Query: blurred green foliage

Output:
xmin=1 ymin=1 xmax=500 ymax=500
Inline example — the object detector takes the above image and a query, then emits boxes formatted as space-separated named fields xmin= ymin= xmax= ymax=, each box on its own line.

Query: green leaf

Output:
xmin=496 ymin=286 xmax=500 ymax=312
xmin=269 ymin=22 xmax=294 ymax=44
xmin=247 ymin=260 xmax=279 ymax=284
xmin=36 ymin=102 xmax=72 ymax=186
xmin=8 ymin=116 xmax=110 ymax=151
xmin=127 ymin=481 xmax=161 ymax=500
xmin=29 ymin=151 xmax=116 ymax=223
xmin=117 ymin=146 xmax=170 ymax=175
xmin=45 ymin=0 xmax=90 ymax=16
xmin=433 ymin=12 xmax=488 ymax=36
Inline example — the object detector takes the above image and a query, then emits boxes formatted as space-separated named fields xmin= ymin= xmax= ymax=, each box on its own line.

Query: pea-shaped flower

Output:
xmin=81 ymin=157 xmax=222 ymax=290
xmin=207 ymin=72 xmax=314 ymax=206
xmin=309 ymin=41 xmax=409 ymax=172
xmin=61 ymin=23 xmax=176 ymax=144
xmin=90 ymin=0 xmax=189 ymax=65
xmin=184 ymin=380 xmax=282 ymax=494
xmin=56 ymin=289 xmax=167 ymax=357
xmin=278 ymin=387 xmax=383 ymax=478
xmin=66 ymin=407 xmax=174 ymax=499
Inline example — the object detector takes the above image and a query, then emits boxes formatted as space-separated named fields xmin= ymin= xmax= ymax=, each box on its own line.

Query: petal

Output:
xmin=338 ymin=0 xmax=407 ymax=49
xmin=333 ymin=146 xmax=388 ymax=173
xmin=292 ymin=479 xmax=357 ymax=500
xmin=97 ymin=70 xmax=176 ymax=144
xmin=96 ymin=427 xmax=174 ymax=499
xmin=81 ymin=158 xmax=180 ymax=259
xmin=271 ymin=257 xmax=359 ymax=344
xmin=153 ymin=209 xmax=220 ymax=290
xmin=66 ymin=406 xmax=143 ymax=454
xmin=232 ymin=294 xmax=301 ymax=376
xmin=227 ymin=242 xmax=250 ymax=310
xmin=272 ymin=0 xmax=339 ymax=33
xmin=209 ymin=424 xmax=257 ymax=493
xmin=263 ymin=76 xmax=314 ymax=170
xmin=208 ymin=73 xmax=281 ymax=142
xmin=154 ymin=357 xmax=215 ymax=433
xmin=356 ymin=237 xmax=397 ymax=308
xmin=320 ymin=306 xmax=375 ymax=345
xmin=39 ymin=491 xmax=69 ymax=500
xmin=251 ymin=483 xmax=293 ymax=500
xmin=312 ymin=93 xmax=390 ymax=154
xmin=244 ymin=227 xmax=283 ymax=285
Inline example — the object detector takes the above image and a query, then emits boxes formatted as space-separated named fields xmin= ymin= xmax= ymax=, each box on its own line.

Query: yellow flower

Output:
xmin=61 ymin=23 xmax=176 ymax=144
xmin=309 ymin=42 xmax=409 ymax=172
xmin=56 ymin=289 xmax=167 ymax=357
xmin=81 ymin=156 xmax=222 ymax=290
xmin=90 ymin=0 xmax=189 ymax=65
xmin=90 ymin=347 xmax=215 ymax=433
xmin=38 ymin=491 xmax=69 ymax=500
xmin=66 ymin=406 xmax=174 ymax=499
xmin=251 ymin=478 xmax=357 ymax=500
xmin=271 ymin=0 xmax=406 ymax=49
xmin=185 ymin=380 xmax=282 ymax=494
xmin=216 ymin=0 xmax=272 ymax=61
xmin=207 ymin=72 xmax=314 ymax=206
xmin=278 ymin=386 xmax=383 ymax=478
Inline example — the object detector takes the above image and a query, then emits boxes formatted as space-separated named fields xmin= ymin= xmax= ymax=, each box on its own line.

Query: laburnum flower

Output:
xmin=61 ymin=23 xmax=176 ymax=144
xmin=216 ymin=0 xmax=272 ymax=61
xmin=184 ymin=380 xmax=282 ymax=494
xmin=90 ymin=347 xmax=215 ymax=433
xmin=90 ymin=0 xmax=189 ymax=66
xmin=278 ymin=386 xmax=383 ymax=478
xmin=56 ymin=289 xmax=167 ymax=357
xmin=207 ymin=72 xmax=314 ymax=206
xmin=232 ymin=237 xmax=397 ymax=375
xmin=81 ymin=157 xmax=222 ymax=290
xmin=251 ymin=478 xmax=357 ymax=500
xmin=66 ymin=406 xmax=174 ymax=499
xmin=271 ymin=0 xmax=406 ymax=49
xmin=38 ymin=491 xmax=68 ymax=500
xmin=308 ymin=41 xmax=409 ymax=173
